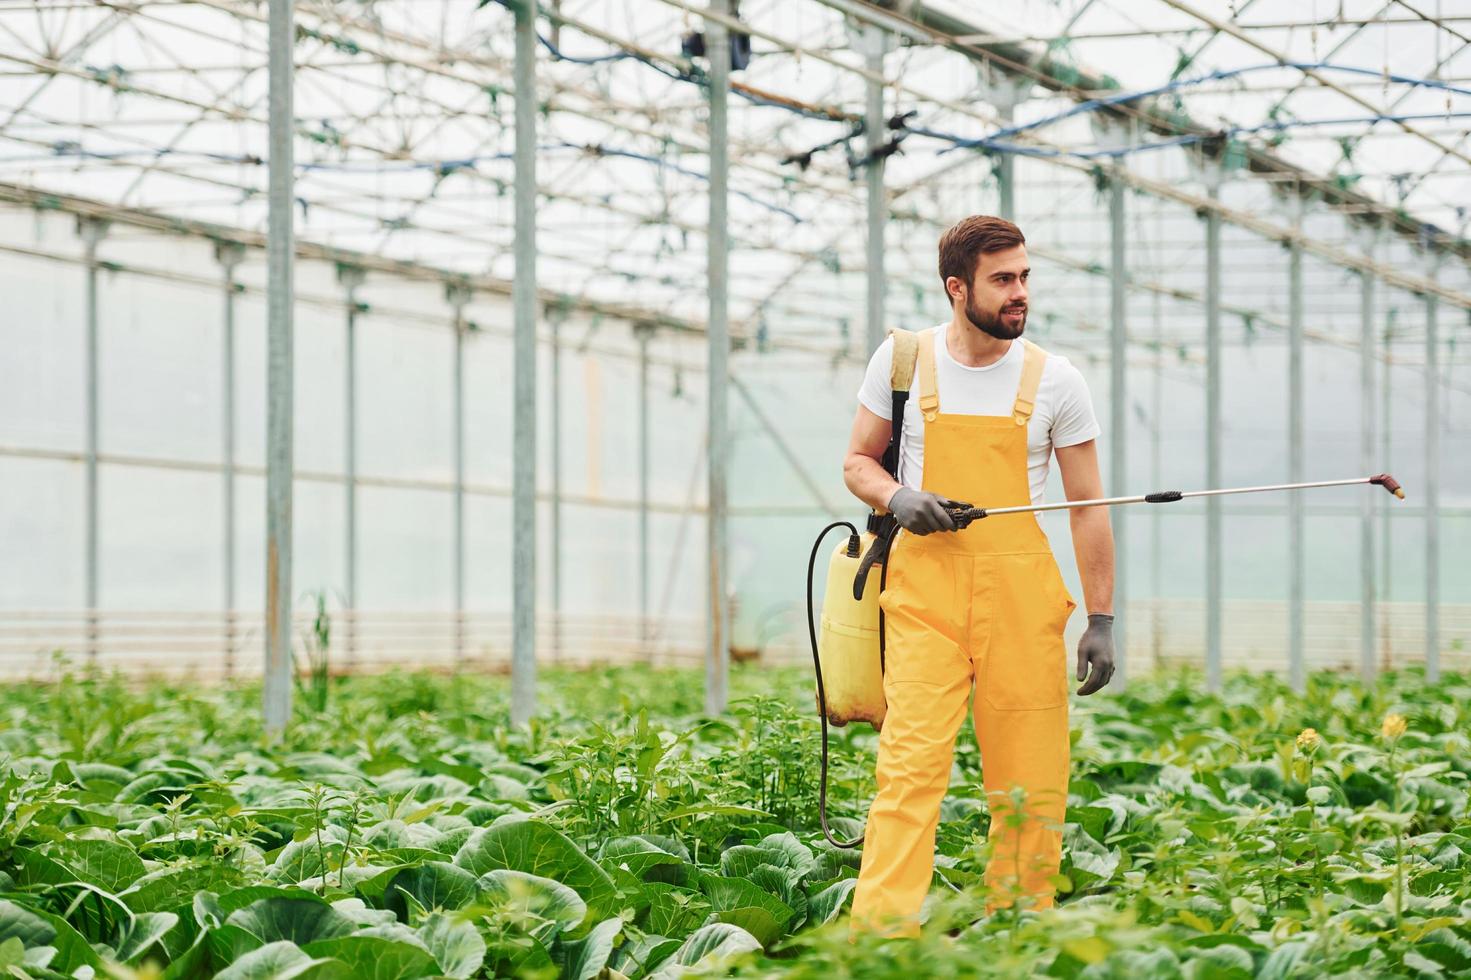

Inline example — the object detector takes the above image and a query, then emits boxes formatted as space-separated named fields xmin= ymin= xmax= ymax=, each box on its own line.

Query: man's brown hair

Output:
xmin=937 ymin=215 xmax=1025 ymax=288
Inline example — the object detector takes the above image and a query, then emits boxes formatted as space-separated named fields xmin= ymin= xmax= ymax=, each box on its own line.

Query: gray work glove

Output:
xmin=886 ymin=487 xmax=968 ymax=535
xmin=1075 ymin=613 xmax=1115 ymax=696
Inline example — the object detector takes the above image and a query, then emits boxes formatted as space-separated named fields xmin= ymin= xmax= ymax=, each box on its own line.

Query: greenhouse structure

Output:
xmin=4 ymin=0 xmax=1471 ymax=975
xmin=4 ymin=0 xmax=1467 ymax=720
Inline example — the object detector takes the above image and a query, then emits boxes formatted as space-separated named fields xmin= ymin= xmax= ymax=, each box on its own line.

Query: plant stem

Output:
xmin=1389 ymin=743 xmax=1403 ymax=936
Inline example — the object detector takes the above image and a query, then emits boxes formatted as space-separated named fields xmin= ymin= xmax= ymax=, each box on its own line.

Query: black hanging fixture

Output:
xmin=681 ymin=1 xmax=751 ymax=71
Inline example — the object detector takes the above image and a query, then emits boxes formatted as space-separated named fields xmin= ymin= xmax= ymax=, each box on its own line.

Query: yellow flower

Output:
xmin=1296 ymin=728 xmax=1321 ymax=754
xmin=1381 ymin=713 xmax=1408 ymax=741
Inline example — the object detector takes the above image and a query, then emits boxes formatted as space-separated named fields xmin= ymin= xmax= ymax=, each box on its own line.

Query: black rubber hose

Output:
xmin=807 ymin=520 xmax=866 ymax=850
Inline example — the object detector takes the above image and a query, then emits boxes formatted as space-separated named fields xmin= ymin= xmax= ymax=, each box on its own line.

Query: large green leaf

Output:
xmin=271 ymin=836 xmax=347 ymax=883
xmin=598 ymin=837 xmax=686 ymax=880
xmin=213 ymin=940 xmax=348 ymax=980
xmin=0 ymin=900 xmax=55 ymax=949
xmin=4 ymin=903 xmax=105 ymax=974
xmin=808 ymin=842 xmax=863 ymax=883
xmin=297 ymin=863 xmax=408 ymax=897
xmin=648 ymin=923 xmax=761 ymax=979
xmin=638 ymin=884 xmax=710 ymax=937
xmin=807 ymin=878 xmax=858 ymax=926
xmin=724 ymin=833 xmax=814 ymax=881
xmin=1062 ymin=822 xmax=1121 ymax=888
xmin=417 ymin=912 xmax=484 ymax=980
xmin=48 ymin=835 xmax=147 ymax=888
xmin=453 ymin=821 xmax=618 ymax=921
xmin=301 ymin=935 xmax=440 ymax=980
xmin=385 ymin=862 xmax=480 ymax=917
xmin=747 ymin=865 xmax=807 ymax=930
xmin=218 ymin=886 xmax=332 ymax=916
xmin=475 ymin=869 xmax=587 ymax=942
xmin=226 ymin=898 xmax=361 ymax=946
xmin=555 ymin=916 xmax=621 ymax=980
xmin=327 ymin=898 xmax=397 ymax=929
xmin=11 ymin=849 xmax=72 ymax=889
xmin=698 ymin=875 xmax=794 ymax=948
xmin=122 ymin=865 xmax=247 ymax=914
xmin=611 ymin=933 xmax=683 ymax=979
xmin=114 ymin=910 xmax=179 ymax=964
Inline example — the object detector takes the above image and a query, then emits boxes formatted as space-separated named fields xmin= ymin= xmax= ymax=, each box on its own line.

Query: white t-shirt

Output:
xmin=857 ymin=325 xmax=1101 ymax=506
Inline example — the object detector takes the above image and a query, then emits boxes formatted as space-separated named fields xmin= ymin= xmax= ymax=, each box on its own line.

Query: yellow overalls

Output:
xmin=849 ymin=330 xmax=1076 ymax=939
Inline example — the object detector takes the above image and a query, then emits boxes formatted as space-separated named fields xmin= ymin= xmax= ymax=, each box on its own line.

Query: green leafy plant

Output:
xmin=0 ymin=662 xmax=1467 ymax=977
xmin=293 ymin=588 xmax=335 ymax=713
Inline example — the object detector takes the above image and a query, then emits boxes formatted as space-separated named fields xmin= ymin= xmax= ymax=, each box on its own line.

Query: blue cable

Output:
xmin=947 ymin=60 xmax=1471 ymax=151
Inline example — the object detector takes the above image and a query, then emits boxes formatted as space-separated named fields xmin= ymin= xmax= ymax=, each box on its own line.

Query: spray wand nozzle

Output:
xmin=1371 ymin=473 xmax=1405 ymax=499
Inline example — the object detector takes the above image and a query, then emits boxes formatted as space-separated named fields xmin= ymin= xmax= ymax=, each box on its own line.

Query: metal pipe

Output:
xmin=1108 ymin=173 xmax=1127 ymax=684
xmin=1381 ymin=295 xmax=1393 ymax=663
xmin=1150 ymin=260 xmax=1162 ymax=669
xmin=263 ymin=0 xmax=295 ymax=739
xmin=1204 ymin=174 xmax=1222 ymax=693
xmin=338 ymin=264 xmax=365 ymax=670
xmin=1425 ymin=257 xmax=1441 ymax=682
xmin=550 ymin=312 xmax=562 ymax=664
xmin=1360 ymin=230 xmax=1378 ymax=683
xmin=1287 ymin=228 xmax=1305 ymax=693
xmin=80 ymin=216 xmax=107 ymax=666
xmin=218 ymin=241 xmax=244 ymax=678
xmin=996 ymin=102 xmax=1015 ymax=221
xmin=511 ymin=0 xmax=538 ymax=726
xmin=449 ymin=283 xmax=470 ymax=666
xmin=948 ymin=473 xmax=1404 ymax=521
xmin=864 ymin=23 xmax=887 ymax=356
xmin=706 ymin=0 xmax=731 ymax=717
xmin=636 ymin=323 xmax=652 ymax=659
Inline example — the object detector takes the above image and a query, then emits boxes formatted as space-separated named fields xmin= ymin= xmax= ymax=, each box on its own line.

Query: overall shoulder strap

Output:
xmin=916 ymin=329 xmax=939 ymax=421
xmin=1012 ymin=338 xmax=1048 ymax=426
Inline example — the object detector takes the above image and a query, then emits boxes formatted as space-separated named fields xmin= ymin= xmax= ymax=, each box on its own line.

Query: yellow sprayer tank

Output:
xmin=817 ymin=531 xmax=887 ymax=731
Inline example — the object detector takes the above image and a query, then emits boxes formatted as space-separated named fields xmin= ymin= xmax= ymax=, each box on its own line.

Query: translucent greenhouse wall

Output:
xmin=3 ymin=162 xmax=1469 ymax=680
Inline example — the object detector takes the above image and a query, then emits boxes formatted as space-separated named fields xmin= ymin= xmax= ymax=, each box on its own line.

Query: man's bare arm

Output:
xmin=843 ymin=404 xmax=902 ymax=512
xmin=1055 ymin=439 xmax=1115 ymax=615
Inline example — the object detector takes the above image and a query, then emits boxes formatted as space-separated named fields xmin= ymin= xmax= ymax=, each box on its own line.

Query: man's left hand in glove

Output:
xmin=1075 ymin=612 xmax=1115 ymax=695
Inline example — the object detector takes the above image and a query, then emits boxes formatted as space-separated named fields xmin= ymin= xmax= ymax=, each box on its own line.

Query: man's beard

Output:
xmin=963 ymin=295 xmax=1027 ymax=340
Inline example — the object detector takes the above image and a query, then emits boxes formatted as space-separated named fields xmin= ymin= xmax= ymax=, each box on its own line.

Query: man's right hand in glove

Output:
xmin=886 ymin=487 xmax=969 ymax=535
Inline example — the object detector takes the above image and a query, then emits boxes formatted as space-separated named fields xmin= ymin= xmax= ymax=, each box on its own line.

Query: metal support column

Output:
xmin=864 ymin=24 xmax=888 ymax=355
xmin=511 ymin=0 xmax=539 ymax=725
xmin=448 ymin=282 xmax=471 ymax=666
xmin=80 ymin=216 xmax=108 ymax=665
xmin=1150 ymin=278 xmax=1163 ymax=668
xmin=1108 ymin=174 xmax=1127 ymax=685
xmin=635 ymin=323 xmax=654 ymax=659
xmin=706 ymin=0 xmax=731 ymax=717
xmin=264 ymin=0 xmax=295 ymax=738
xmin=338 ymin=264 xmax=365 ymax=670
xmin=1381 ymin=298 xmax=1393 ymax=663
xmin=996 ymin=103 xmax=1015 ymax=221
xmin=1425 ymin=255 xmax=1441 ymax=682
xmin=1359 ymin=228 xmax=1378 ymax=683
xmin=550 ymin=312 xmax=563 ymax=664
xmin=218 ymin=242 xmax=245 ymax=677
xmin=1286 ymin=222 xmax=1305 ymax=693
xmin=1204 ymin=175 xmax=1222 ymax=693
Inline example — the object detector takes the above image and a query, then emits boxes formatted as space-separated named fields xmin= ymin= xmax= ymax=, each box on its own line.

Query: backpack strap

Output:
xmin=1012 ymin=338 xmax=1047 ymax=426
xmin=889 ymin=329 xmax=919 ymax=392
xmin=879 ymin=328 xmax=919 ymax=482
